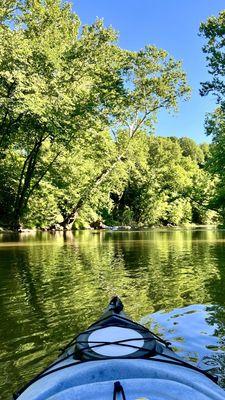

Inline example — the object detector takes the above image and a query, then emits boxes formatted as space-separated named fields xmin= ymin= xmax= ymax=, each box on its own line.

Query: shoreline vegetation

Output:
xmin=0 ymin=3 xmax=225 ymax=232
xmin=0 ymin=223 xmax=220 ymax=234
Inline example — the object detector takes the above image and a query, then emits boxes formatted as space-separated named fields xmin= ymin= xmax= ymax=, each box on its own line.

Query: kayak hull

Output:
xmin=17 ymin=359 xmax=225 ymax=400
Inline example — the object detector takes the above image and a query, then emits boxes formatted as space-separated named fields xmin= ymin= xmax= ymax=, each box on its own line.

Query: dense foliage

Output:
xmin=200 ymin=10 xmax=225 ymax=224
xmin=0 ymin=0 xmax=220 ymax=230
xmin=108 ymin=136 xmax=217 ymax=227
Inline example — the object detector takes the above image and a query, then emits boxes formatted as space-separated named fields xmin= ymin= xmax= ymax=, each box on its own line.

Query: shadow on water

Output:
xmin=0 ymin=228 xmax=225 ymax=398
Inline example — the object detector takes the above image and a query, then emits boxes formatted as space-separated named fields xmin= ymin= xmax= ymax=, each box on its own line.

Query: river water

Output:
xmin=0 ymin=228 xmax=225 ymax=398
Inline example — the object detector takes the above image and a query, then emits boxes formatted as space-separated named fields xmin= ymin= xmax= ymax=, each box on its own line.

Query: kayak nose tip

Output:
xmin=109 ymin=296 xmax=124 ymax=313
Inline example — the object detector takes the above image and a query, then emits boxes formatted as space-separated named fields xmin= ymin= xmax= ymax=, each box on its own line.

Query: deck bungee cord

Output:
xmin=58 ymin=315 xmax=172 ymax=356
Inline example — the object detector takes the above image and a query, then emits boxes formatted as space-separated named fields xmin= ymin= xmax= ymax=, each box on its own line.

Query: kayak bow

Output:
xmin=14 ymin=297 xmax=225 ymax=400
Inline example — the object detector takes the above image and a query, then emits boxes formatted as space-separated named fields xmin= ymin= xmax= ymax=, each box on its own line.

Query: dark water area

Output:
xmin=0 ymin=228 xmax=225 ymax=399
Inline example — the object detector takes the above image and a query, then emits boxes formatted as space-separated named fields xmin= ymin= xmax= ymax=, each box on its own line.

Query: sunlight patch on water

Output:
xmin=141 ymin=304 xmax=225 ymax=387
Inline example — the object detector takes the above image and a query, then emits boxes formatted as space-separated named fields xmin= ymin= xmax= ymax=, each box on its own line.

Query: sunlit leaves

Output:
xmin=200 ymin=11 xmax=225 ymax=224
xmin=0 ymin=0 xmax=191 ymax=228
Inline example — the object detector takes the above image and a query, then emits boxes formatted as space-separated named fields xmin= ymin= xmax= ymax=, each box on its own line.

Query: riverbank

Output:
xmin=0 ymin=223 xmax=219 ymax=234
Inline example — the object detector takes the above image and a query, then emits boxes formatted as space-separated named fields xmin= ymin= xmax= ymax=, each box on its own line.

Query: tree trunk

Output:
xmin=59 ymin=157 xmax=122 ymax=230
xmin=59 ymin=199 xmax=83 ymax=230
xmin=12 ymin=140 xmax=43 ymax=229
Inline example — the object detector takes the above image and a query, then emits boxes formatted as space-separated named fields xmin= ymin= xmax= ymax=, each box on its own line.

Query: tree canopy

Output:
xmin=0 ymin=0 xmax=219 ymax=230
xmin=200 ymin=10 xmax=225 ymax=224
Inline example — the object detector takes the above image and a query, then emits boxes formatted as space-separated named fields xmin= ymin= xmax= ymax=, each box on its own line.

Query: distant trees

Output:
xmin=110 ymin=136 xmax=215 ymax=227
xmin=17 ymin=133 xmax=216 ymax=229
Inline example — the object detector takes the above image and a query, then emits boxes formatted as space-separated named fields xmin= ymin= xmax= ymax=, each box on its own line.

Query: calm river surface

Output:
xmin=1 ymin=228 xmax=225 ymax=398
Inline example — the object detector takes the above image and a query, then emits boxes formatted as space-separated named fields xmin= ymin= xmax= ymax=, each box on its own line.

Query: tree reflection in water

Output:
xmin=0 ymin=228 xmax=225 ymax=398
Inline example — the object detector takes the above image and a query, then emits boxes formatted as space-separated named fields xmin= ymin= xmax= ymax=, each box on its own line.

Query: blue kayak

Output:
xmin=14 ymin=297 xmax=225 ymax=400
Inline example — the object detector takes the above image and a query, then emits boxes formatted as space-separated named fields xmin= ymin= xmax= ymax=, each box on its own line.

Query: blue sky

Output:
xmin=72 ymin=0 xmax=225 ymax=143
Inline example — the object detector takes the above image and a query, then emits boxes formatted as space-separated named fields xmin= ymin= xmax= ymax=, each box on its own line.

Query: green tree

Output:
xmin=111 ymin=137 xmax=215 ymax=226
xmin=0 ymin=0 xmax=131 ymax=228
xmin=0 ymin=1 xmax=190 ymax=230
xmin=200 ymin=11 xmax=225 ymax=104
xmin=178 ymin=137 xmax=205 ymax=165
xmin=59 ymin=46 xmax=190 ymax=229
xmin=200 ymin=11 xmax=225 ymax=223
